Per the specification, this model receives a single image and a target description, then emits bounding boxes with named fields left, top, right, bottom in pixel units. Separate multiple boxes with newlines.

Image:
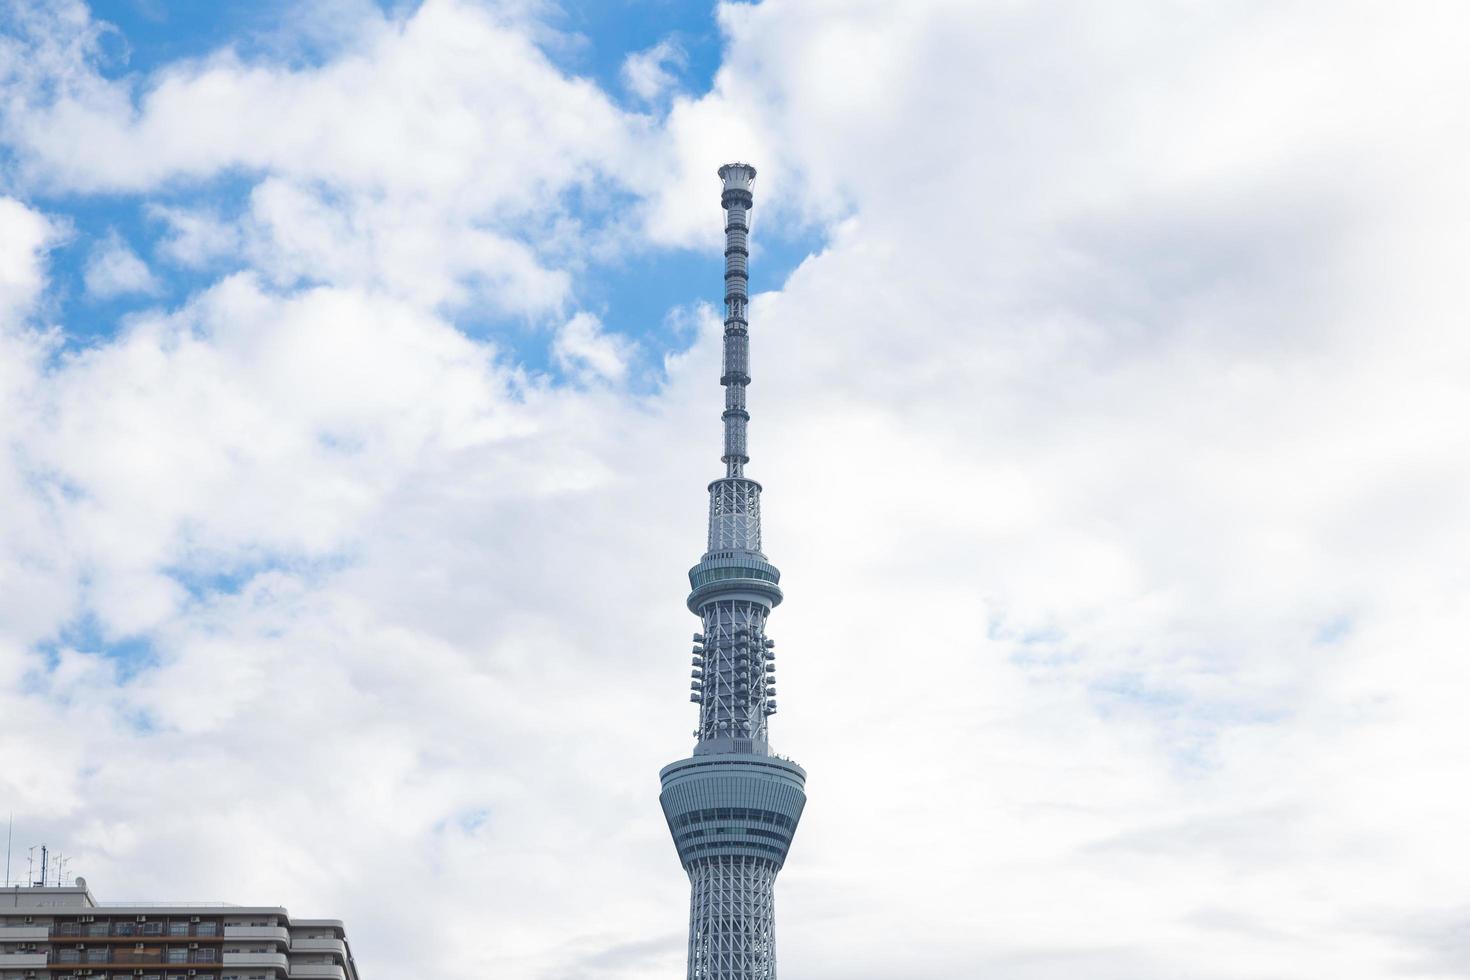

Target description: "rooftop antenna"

left=55, top=855, right=69, bottom=887
left=4, top=813, right=10, bottom=887
left=37, top=844, right=47, bottom=888
left=26, top=846, right=35, bottom=888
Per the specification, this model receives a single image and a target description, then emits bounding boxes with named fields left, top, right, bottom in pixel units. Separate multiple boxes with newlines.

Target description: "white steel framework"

left=686, top=857, right=779, bottom=980
left=695, top=601, right=773, bottom=746
left=708, top=478, right=762, bottom=553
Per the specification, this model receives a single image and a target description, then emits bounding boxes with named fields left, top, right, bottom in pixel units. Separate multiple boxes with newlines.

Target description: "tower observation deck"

left=659, top=164, right=806, bottom=980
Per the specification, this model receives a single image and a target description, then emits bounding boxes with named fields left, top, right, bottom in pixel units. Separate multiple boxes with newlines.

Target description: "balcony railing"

left=0, top=952, right=48, bottom=967
left=52, top=947, right=222, bottom=965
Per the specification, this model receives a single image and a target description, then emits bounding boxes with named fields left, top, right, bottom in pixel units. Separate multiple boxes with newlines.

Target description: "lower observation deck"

left=660, top=754, right=807, bottom=869
left=686, top=553, right=784, bottom=613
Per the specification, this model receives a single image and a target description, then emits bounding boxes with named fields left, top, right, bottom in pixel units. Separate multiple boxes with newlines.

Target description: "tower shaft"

left=660, top=164, right=806, bottom=980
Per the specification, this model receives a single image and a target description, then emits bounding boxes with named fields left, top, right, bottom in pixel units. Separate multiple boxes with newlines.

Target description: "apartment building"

left=0, top=882, right=358, bottom=980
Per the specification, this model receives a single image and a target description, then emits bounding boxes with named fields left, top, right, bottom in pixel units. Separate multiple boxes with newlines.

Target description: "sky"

left=1, top=1, right=1468, bottom=977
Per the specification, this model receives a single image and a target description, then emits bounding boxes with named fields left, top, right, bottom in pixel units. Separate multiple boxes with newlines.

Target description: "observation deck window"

left=691, top=564, right=778, bottom=588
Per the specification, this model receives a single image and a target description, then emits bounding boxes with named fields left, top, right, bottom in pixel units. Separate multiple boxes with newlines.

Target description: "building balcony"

left=225, top=924, right=291, bottom=943
left=289, top=962, right=346, bottom=979
left=223, top=949, right=290, bottom=971
left=0, top=951, right=48, bottom=967
left=0, top=924, right=50, bottom=940
left=291, top=937, right=346, bottom=956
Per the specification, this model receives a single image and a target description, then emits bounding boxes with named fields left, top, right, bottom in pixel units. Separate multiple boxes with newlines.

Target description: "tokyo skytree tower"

left=659, top=164, right=807, bottom=980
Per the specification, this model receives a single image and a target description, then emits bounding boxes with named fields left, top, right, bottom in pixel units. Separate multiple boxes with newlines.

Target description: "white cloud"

left=553, top=311, right=632, bottom=383
left=622, top=37, right=686, bottom=102
left=660, top=3, right=1470, bottom=977
left=0, top=2, right=1469, bottom=979
left=148, top=204, right=242, bottom=268
left=0, top=196, right=63, bottom=322
left=0, top=0, right=647, bottom=314
left=239, top=177, right=570, bottom=312
left=4, top=2, right=636, bottom=198
left=0, top=198, right=73, bottom=657
left=83, top=230, right=160, bottom=297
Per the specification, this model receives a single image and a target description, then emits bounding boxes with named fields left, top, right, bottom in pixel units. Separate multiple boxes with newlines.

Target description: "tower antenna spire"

left=716, top=162, right=755, bottom=479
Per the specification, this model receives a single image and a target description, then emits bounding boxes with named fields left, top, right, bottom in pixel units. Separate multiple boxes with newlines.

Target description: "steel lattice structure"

left=660, top=164, right=807, bottom=980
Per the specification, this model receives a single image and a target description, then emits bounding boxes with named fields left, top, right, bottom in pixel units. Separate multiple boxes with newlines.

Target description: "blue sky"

left=3, top=2, right=1469, bottom=979
left=32, top=0, right=823, bottom=378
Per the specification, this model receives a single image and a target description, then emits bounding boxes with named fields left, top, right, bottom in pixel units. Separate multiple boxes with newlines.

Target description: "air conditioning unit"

left=189, top=943, right=198, bottom=949
left=190, top=917, right=200, bottom=923
left=80, top=915, right=94, bottom=923
left=137, top=915, right=147, bottom=922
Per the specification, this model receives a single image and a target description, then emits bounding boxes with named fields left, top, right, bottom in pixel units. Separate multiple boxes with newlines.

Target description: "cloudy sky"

left=2, top=0, right=1468, bottom=977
